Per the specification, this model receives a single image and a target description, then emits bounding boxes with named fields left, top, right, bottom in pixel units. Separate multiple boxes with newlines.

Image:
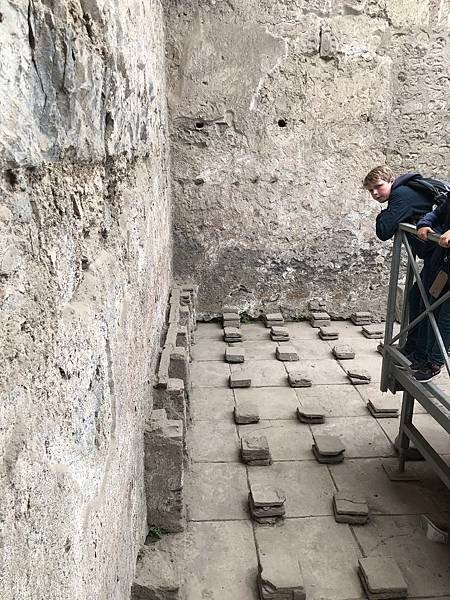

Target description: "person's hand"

left=417, top=226, right=435, bottom=241
left=439, top=229, right=450, bottom=248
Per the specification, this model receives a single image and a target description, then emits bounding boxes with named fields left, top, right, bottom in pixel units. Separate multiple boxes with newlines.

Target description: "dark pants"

left=403, top=282, right=428, bottom=361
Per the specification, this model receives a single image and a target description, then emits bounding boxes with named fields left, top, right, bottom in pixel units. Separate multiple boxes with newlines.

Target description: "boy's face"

left=366, top=178, right=393, bottom=203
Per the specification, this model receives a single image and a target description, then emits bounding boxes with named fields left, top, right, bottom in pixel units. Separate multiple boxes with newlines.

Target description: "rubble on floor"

left=248, top=483, right=286, bottom=524
left=270, top=326, right=290, bottom=341
left=310, top=311, right=331, bottom=328
left=276, top=345, right=299, bottom=362
left=333, top=492, right=369, bottom=525
left=351, top=311, right=372, bottom=326
left=297, top=404, right=325, bottom=424
left=264, top=312, right=285, bottom=328
left=224, top=326, right=243, bottom=342
left=288, top=372, right=312, bottom=388
left=362, top=324, right=384, bottom=339
left=312, top=434, right=345, bottom=464
left=225, top=345, right=245, bottom=363
left=234, top=401, right=260, bottom=424
left=222, top=311, right=241, bottom=329
left=358, top=557, right=408, bottom=600
left=347, top=368, right=371, bottom=385
left=332, top=344, right=355, bottom=360
left=318, top=326, right=339, bottom=340
left=241, top=434, right=272, bottom=465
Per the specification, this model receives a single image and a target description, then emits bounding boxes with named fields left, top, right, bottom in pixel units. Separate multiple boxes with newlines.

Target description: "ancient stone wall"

left=0, top=2, right=171, bottom=599
left=164, top=0, right=449, bottom=318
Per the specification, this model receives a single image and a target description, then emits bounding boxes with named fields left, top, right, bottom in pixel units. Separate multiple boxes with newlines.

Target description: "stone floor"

left=173, top=321, right=450, bottom=600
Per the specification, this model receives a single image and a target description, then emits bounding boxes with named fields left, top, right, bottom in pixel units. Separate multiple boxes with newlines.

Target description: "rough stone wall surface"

left=164, top=0, right=449, bottom=318
left=0, top=2, right=171, bottom=600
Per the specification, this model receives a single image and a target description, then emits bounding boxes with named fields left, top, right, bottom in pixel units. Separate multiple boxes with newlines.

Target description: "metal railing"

left=381, top=223, right=450, bottom=488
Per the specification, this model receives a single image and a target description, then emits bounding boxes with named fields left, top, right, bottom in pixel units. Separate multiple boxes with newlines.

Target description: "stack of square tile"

left=318, top=326, right=339, bottom=340
left=287, top=372, right=312, bottom=388
left=271, top=326, right=290, bottom=341
left=347, top=368, right=371, bottom=385
left=362, top=324, right=384, bottom=339
left=310, top=311, right=331, bottom=328
left=222, top=311, right=240, bottom=328
left=229, top=369, right=251, bottom=388
left=351, top=311, right=372, bottom=326
left=333, top=491, right=369, bottom=524
left=297, top=404, right=325, bottom=424
left=223, top=326, right=242, bottom=342
left=358, top=557, right=408, bottom=600
left=312, top=434, right=345, bottom=464
left=367, top=396, right=398, bottom=419
left=264, top=312, right=285, bottom=328
left=248, top=483, right=286, bottom=523
left=257, top=554, right=306, bottom=600
left=332, top=344, right=355, bottom=359
left=276, top=345, right=299, bottom=362
left=225, top=346, right=245, bottom=363
left=234, top=401, right=259, bottom=424
left=241, top=434, right=272, bottom=465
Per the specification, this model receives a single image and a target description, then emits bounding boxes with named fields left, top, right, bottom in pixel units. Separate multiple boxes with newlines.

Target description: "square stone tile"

left=353, top=515, right=450, bottom=597
left=327, top=337, right=382, bottom=356
left=185, top=462, right=249, bottom=520
left=231, top=360, right=288, bottom=387
left=238, top=420, right=314, bottom=461
left=255, top=517, right=362, bottom=600
left=290, top=338, right=334, bottom=360
left=191, top=340, right=228, bottom=361
left=191, top=362, right=230, bottom=388
left=338, top=357, right=382, bottom=383
left=190, top=388, right=235, bottom=421
left=181, top=521, right=258, bottom=600
left=248, top=461, right=335, bottom=517
left=240, top=322, right=270, bottom=340
left=310, top=416, right=394, bottom=458
left=330, top=458, right=445, bottom=515
left=195, top=322, right=224, bottom=341
left=238, top=340, right=279, bottom=360
left=234, top=387, right=299, bottom=420
left=356, top=384, right=426, bottom=415
left=296, top=385, right=368, bottom=417
left=379, top=413, right=450, bottom=455
left=284, top=359, right=348, bottom=385
left=189, top=421, right=239, bottom=462
left=323, top=320, right=366, bottom=338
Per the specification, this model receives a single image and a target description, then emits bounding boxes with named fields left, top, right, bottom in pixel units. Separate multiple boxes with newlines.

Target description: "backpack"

left=406, top=176, right=450, bottom=207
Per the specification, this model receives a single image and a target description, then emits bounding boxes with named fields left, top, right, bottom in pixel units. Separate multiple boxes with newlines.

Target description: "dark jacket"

left=375, top=173, right=435, bottom=242
left=416, top=203, right=450, bottom=288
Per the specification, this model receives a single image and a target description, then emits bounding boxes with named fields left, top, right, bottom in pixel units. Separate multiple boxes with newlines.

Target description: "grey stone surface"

left=234, top=401, right=259, bottom=424
left=190, top=362, right=231, bottom=388
left=250, top=483, right=286, bottom=507
left=190, top=388, right=236, bottom=422
left=188, top=421, right=240, bottom=463
left=296, top=385, right=368, bottom=417
left=310, top=313, right=331, bottom=328
left=233, top=360, right=288, bottom=387
left=240, top=420, right=315, bottom=461
left=144, top=419, right=185, bottom=533
left=319, top=326, right=339, bottom=340
left=362, top=324, right=385, bottom=339
left=223, top=326, right=242, bottom=342
left=191, top=341, right=228, bottom=361
left=313, top=434, right=346, bottom=457
left=332, top=344, right=355, bottom=360
left=288, top=372, right=313, bottom=388
left=248, top=461, right=335, bottom=517
left=131, top=544, right=180, bottom=600
left=358, top=557, right=407, bottom=597
left=285, top=359, right=349, bottom=385
left=241, top=433, right=271, bottom=464
left=229, top=370, right=252, bottom=388
left=354, top=516, right=450, bottom=597
left=255, top=518, right=363, bottom=599
left=297, top=405, right=325, bottom=424
left=184, top=462, right=248, bottom=521
left=379, top=413, right=450, bottom=455
left=258, top=551, right=305, bottom=599
left=234, top=387, right=299, bottom=420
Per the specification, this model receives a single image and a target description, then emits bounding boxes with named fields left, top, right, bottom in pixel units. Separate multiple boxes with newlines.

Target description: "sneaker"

left=413, top=363, right=442, bottom=383
left=409, top=359, right=427, bottom=372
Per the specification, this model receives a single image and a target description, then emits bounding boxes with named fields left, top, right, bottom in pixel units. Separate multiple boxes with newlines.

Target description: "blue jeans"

left=425, top=295, right=450, bottom=365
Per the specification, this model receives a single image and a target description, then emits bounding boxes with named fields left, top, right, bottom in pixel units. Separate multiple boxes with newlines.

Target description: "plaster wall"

left=0, top=1, right=172, bottom=598
left=165, top=0, right=449, bottom=317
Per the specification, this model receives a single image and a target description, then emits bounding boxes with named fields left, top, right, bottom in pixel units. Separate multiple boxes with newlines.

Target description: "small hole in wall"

left=195, top=120, right=205, bottom=129
left=278, top=119, right=287, bottom=128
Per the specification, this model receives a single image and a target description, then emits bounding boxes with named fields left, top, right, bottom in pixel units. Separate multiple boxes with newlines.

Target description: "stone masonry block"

left=144, top=419, right=185, bottom=533
left=131, top=544, right=181, bottom=600
left=169, top=347, right=191, bottom=394
left=176, top=326, right=189, bottom=350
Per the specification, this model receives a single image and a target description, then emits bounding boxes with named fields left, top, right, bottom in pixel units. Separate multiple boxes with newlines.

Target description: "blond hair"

left=363, top=165, right=394, bottom=188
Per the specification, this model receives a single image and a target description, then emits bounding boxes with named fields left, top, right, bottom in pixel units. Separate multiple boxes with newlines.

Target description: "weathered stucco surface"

left=165, top=0, right=449, bottom=318
left=0, top=2, right=171, bottom=599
